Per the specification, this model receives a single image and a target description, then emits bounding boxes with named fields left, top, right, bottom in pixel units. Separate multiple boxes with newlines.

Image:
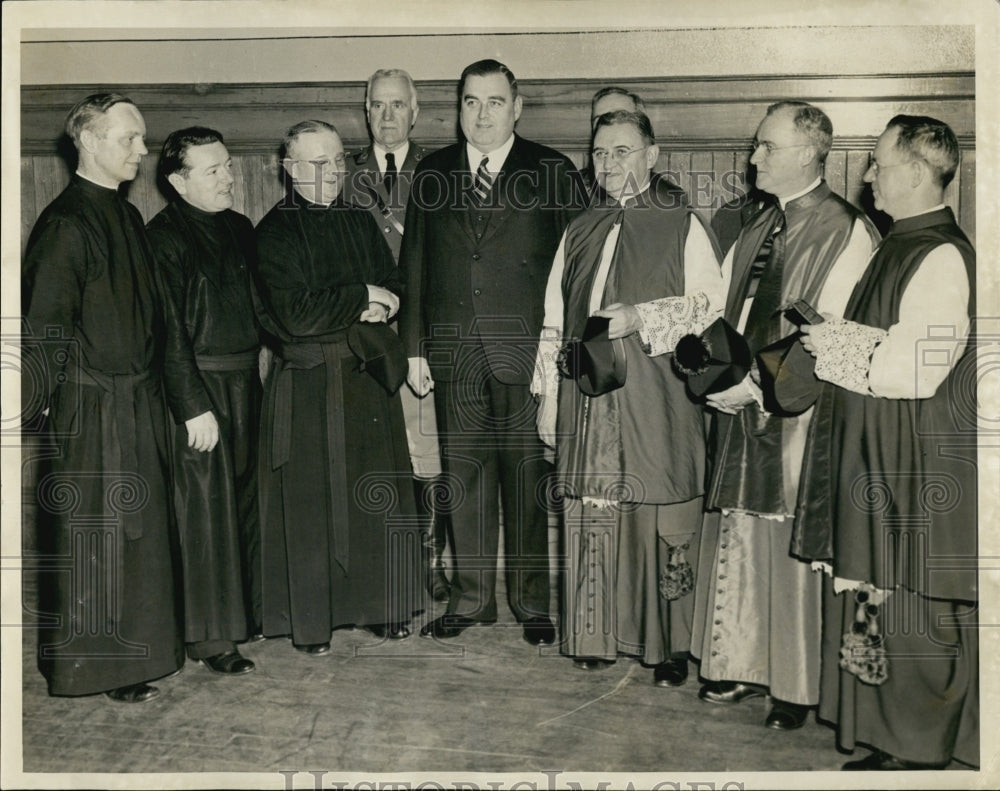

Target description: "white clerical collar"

left=777, top=177, right=822, bottom=210
left=76, top=170, right=119, bottom=191
left=373, top=141, right=410, bottom=177
left=617, top=179, right=652, bottom=206
left=902, top=203, right=947, bottom=220
left=467, top=134, right=515, bottom=175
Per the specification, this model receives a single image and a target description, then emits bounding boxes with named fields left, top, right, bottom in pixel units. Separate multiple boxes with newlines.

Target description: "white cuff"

left=531, top=327, right=562, bottom=399
left=366, top=284, right=400, bottom=319
left=634, top=293, right=717, bottom=357
left=812, top=318, right=888, bottom=395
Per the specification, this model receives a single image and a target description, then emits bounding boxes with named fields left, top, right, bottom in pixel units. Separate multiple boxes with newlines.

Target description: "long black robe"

left=254, top=191, right=420, bottom=645
left=24, top=176, right=190, bottom=696
left=146, top=199, right=262, bottom=644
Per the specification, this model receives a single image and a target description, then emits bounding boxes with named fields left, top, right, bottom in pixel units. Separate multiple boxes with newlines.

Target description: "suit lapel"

left=477, top=135, right=525, bottom=246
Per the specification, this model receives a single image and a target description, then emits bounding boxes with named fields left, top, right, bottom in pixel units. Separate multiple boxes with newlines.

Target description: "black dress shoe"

left=294, top=642, right=331, bottom=655
left=698, top=680, right=767, bottom=705
left=245, top=633, right=267, bottom=644
left=653, top=658, right=689, bottom=687
left=765, top=699, right=809, bottom=730
left=201, top=650, right=255, bottom=675
left=522, top=616, right=556, bottom=646
left=573, top=657, right=613, bottom=671
left=368, top=622, right=411, bottom=640
left=105, top=683, right=160, bottom=703
left=419, top=614, right=477, bottom=639
left=842, top=749, right=948, bottom=771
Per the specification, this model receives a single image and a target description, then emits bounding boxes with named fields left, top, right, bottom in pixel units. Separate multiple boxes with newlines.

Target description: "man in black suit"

left=345, top=68, right=451, bottom=602
left=399, top=59, right=581, bottom=643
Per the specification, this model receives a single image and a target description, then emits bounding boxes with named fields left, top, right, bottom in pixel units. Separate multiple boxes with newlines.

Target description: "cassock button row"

left=720, top=543, right=728, bottom=548
left=711, top=650, right=719, bottom=656
left=714, top=619, right=722, bottom=625
left=719, top=574, right=727, bottom=580
left=713, top=635, right=721, bottom=641
left=719, top=558, right=726, bottom=564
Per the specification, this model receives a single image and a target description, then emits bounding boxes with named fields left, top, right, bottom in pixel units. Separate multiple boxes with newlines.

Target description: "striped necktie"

left=473, top=156, right=493, bottom=205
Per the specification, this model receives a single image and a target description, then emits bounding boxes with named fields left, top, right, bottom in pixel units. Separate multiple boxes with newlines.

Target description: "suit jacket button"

left=474, top=289, right=482, bottom=296
left=472, top=253, right=481, bottom=261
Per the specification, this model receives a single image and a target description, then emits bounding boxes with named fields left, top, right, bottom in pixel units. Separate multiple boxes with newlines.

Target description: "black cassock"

left=24, top=176, right=196, bottom=696
left=255, top=191, right=420, bottom=646
left=146, top=199, right=263, bottom=645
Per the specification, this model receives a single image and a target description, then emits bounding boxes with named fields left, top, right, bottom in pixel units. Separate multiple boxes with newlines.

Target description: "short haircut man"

left=346, top=68, right=452, bottom=602
left=691, top=100, right=880, bottom=731
left=399, top=59, right=582, bottom=644
left=147, top=125, right=263, bottom=676
left=535, top=109, right=723, bottom=684
left=795, top=114, right=977, bottom=770
left=24, top=93, right=191, bottom=702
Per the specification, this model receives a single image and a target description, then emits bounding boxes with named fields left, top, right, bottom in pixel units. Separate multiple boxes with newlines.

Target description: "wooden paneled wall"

left=21, top=73, right=975, bottom=252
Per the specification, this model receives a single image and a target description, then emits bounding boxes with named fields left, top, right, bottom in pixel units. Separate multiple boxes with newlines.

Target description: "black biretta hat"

left=347, top=322, right=409, bottom=394
left=673, top=317, right=751, bottom=397
left=558, top=315, right=627, bottom=396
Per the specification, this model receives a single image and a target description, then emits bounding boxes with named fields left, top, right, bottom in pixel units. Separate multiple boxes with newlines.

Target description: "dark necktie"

left=383, top=152, right=397, bottom=201
left=473, top=156, right=493, bottom=205
left=743, top=211, right=787, bottom=352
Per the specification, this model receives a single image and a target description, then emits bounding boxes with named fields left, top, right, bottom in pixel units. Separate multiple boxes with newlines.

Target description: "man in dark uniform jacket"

left=255, top=120, right=420, bottom=653
left=24, top=93, right=200, bottom=703
left=797, top=115, right=978, bottom=771
left=399, top=59, right=581, bottom=643
left=345, top=68, right=451, bottom=602
left=146, top=127, right=262, bottom=676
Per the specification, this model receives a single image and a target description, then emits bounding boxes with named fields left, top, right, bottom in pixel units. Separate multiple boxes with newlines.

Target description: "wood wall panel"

left=20, top=72, right=976, bottom=249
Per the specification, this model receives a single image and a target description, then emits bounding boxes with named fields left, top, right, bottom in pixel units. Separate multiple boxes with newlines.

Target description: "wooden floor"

left=14, top=530, right=978, bottom=786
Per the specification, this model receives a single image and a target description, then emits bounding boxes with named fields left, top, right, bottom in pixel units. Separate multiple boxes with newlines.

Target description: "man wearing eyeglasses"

left=794, top=115, right=977, bottom=770
left=254, top=120, right=420, bottom=654
left=344, top=69, right=452, bottom=604
left=534, top=109, right=723, bottom=686
left=690, top=101, right=879, bottom=731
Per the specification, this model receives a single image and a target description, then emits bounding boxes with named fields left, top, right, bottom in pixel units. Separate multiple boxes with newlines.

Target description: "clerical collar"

left=75, top=171, right=120, bottom=193
left=776, top=177, right=822, bottom=210
left=373, top=142, right=410, bottom=177
left=897, top=203, right=947, bottom=221
left=616, top=180, right=652, bottom=207
left=466, top=134, right=515, bottom=175
left=177, top=197, right=225, bottom=224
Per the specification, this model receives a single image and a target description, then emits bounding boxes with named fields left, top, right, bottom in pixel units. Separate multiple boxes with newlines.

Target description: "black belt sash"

left=63, top=365, right=157, bottom=540
left=194, top=349, right=259, bottom=372
left=272, top=338, right=351, bottom=575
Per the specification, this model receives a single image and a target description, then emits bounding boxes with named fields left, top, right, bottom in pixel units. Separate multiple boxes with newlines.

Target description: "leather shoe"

left=429, top=564, right=450, bottom=602
left=698, top=681, right=766, bottom=705
left=105, top=683, right=160, bottom=703
left=420, top=614, right=478, bottom=639
left=294, top=642, right=331, bottom=655
left=245, top=633, right=266, bottom=644
left=522, top=616, right=556, bottom=646
left=653, top=657, right=689, bottom=687
left=368, top=622, right=411, bottom=640
left=201, top=650, right=255, bottom=675
left=765, top=700, right=809, bottom=730
left=842, top=750, right=948, bottom=771
left=573, top=657, right=613, bottom=671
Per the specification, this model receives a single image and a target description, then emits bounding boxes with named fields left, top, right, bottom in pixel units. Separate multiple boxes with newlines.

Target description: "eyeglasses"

left=866, top=155, right=921, bottom=176
left=285, top=155, right=347, bottom=168
left=592, top=146, right=647, bottom=164
left=752, top=140, right=809, bottom=156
